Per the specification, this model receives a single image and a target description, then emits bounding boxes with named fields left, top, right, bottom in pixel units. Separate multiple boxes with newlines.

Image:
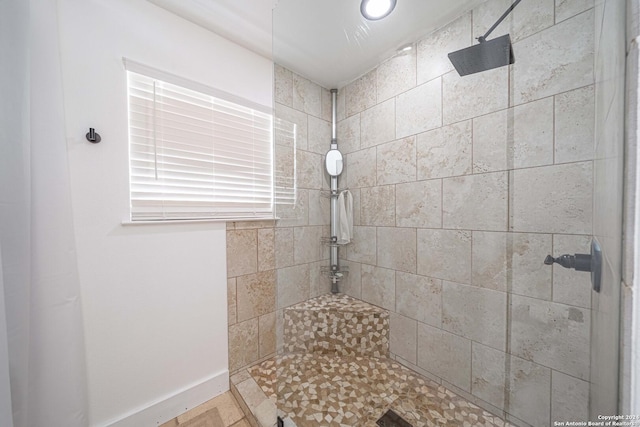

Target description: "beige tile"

left=336, top=113, right=361, bottom=154
left=309, top=260, right=331, bottom=298
left=228, top=277, right=237, bottom=326
left=395, top=272, right=442, bottom=327
left=277, top=264, right=310, bottom=309
left=417, top=120, right=472, bottom=179
left=232, top=221, right=276, bottom=230
left=473, top=109, right=509, bottom=173
left=339, top=260, right=362, bottom=299
left=511, top=295, right=590, bottom=379
left=230, top=387, right=257, bottom=427
left=258, top=312, right=276, bottom=358
left=274, top=118, right=297, bottom=151
left=257, top=228, right=275, bottom=272
left=275, top=309, right=284, bottom=354
left=230, top=419, right=251, bottom=427
left=510, top=162, right=593, bottom=234
left=395, top=179, right=442, bottom=228
left=308, top=190, right=330, bottom=226
left=234, top=377, right=274, bottom=426
left=275, top=103, right=307, bottom=150
left=396, top=79, right=442, bottom=138
left=552, top=234, right=592, bottom=308
left=389, top=312, right=417, bottom=364
left=512, top=97, right=554, bottom=168
left=275, top=188, right=308, bottom=228
left=236, top=271, right=276, bottom=322
left=345, top=226, right=376, bottom=265
left=555, top=85, right=595, bottom=164
left=552, top=370, right=589, bottom=422
left=274, top=64, right=292, bottom=107
left=376, top=136, right=416, bottom=185
left=160, top=418, right=178, bottom=427
left=336, top=88, right=346, bottom=121
left=345, top=147, right=376, bottom=188
left=249, top=352, right=510, bottom=426
left=212, top=392, right=245, bottom=426
left=345, top=70, right=377, bottom=117
left=511, top=233, right=553, bottom=300
left=320, top=87, right=332, bottom=122
left=443, top=171, right=508, bottom=231
left=442, top=281, right=507, bottom=351
left=180, top=409, right=225, bottom=427
left=307, top=115, right=331, bottom=155
left=472, top=0, right=554, bottom=43
left=508, top=356, right=551, bottom=427
left=292, top=73, right=322, bottom=117
left=417, top=229, right=471, bottom=283
left=417, top=13, right=472, bottom=85
left=229, top=318, right=259, bottom=372
left=472, top=231, right=508, bottom=292
left=556, top=0, right=595, bottom=23
left=293, top=226, right=323, bottom=264
left=417, top=322, right=472, bottom=391
left=361, top=185, right=396, bottom=226
left=511, top=9, right=594, bottom=104
left=296, top=150, right=322, bottom=190
left=361, top=98, right=396, bottom=148
left=274, top=227, right=294, bottom=269
left=471, top=343, right=506, bottom=410
left=227, top=230, right=257, bottom=277
left=230, top=370, right=252, bottom=386
left=377, top=47, right=416, bottom=102
left=443, top=67, right=508, bottom=125
left=274, top=142, right=295, bottom=206
left=376, top=227, right=416, bottom=273
left=350, top=188, right=362, bottom=226
left=361, top=264, right=395, bottom=311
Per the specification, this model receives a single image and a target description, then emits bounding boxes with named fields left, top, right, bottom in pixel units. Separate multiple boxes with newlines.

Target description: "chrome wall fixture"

left=324, top=89, right=348, bottom=293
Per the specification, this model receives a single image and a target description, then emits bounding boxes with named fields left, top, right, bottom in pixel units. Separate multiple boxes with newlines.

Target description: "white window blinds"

left=126, top=64, right=273, bottom=221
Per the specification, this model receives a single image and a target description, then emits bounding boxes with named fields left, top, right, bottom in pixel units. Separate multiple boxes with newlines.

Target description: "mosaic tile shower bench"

left=283, top=294, right=389, bottom=358
left=230, top=293, right=512, bottom=427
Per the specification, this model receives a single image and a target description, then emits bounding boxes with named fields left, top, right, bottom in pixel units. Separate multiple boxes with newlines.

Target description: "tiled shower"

left=227, top=0, right=625, bottom=425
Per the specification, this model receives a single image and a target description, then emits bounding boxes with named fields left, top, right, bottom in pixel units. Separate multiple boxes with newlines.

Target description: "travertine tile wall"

left=227, top=66, right=334, bottom=373
left=333, top=1, right=596, bottom=425
left=227, top=220, right=278, bottom=373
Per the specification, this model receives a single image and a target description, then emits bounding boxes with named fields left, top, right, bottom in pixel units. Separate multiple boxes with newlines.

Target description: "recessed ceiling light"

left=360, top=0, right=397, bottom=21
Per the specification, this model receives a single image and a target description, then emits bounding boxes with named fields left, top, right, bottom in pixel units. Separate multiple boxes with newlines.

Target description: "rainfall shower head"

left=448, top=0, right=521, bottom=76
left=448, top=34, right=514, bottom=76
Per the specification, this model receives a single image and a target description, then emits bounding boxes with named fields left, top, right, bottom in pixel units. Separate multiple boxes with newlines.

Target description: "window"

left=125, top=60, right=273, bottom=221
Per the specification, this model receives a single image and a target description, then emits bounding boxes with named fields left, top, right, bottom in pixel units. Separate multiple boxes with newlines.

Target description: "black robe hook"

left=86, top=128, right=101, bottom=143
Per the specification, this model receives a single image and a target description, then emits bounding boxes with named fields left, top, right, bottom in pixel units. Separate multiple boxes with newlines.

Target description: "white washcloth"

left=336, top=190, right=353, bottom=245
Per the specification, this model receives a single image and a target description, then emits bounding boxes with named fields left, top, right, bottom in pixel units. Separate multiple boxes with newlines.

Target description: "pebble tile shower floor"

left=248, top=353, right=512, bottom=427
left=231, top=294, right=513, bottom=427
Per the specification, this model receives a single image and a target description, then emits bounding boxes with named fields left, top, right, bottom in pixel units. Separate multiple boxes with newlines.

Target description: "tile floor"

left=160, top=391, right=251, bottom=427
left=244, top=353, right=513, bottom=427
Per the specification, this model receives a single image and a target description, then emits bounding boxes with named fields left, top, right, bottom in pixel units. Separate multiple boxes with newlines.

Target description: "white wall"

left=56, top=0, right=273, bottom=425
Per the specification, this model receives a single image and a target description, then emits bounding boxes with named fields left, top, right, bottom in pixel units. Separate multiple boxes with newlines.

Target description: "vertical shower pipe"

left=330, top=89, right=339, bottom=293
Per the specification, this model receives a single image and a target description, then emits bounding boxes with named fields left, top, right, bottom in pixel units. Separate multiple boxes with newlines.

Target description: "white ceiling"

left=147, top=0, right=485, bottom=89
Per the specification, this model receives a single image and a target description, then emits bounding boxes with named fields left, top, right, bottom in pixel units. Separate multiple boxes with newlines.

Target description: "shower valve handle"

left=544, top=253, right=592, bottom=272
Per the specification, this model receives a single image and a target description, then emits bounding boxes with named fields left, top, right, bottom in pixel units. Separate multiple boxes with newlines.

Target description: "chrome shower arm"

left=478, top=0, right=522, bottom=42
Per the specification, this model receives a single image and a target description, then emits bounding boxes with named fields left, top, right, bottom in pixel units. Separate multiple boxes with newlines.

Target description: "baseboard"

left=102, top=370, right=229, bottom=427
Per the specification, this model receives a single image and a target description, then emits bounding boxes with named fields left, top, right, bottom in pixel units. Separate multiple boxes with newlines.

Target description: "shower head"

left=448, top=0, right=521, bottom=76
left=448, top=34, right=514, bottom=76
